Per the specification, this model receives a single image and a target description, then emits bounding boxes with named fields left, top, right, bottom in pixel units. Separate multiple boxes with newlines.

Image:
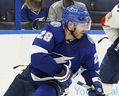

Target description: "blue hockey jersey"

left=31, top=22, right=99, bottom=86
left=21, top=5, right=48, bottom=21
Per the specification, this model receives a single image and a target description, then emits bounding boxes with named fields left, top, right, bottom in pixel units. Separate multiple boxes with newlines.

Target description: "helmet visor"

left=74, top=21, right=91, bottom=30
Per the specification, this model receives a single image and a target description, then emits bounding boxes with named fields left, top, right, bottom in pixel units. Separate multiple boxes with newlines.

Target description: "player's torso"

left=51, top=35, right=90, bottom=73
left=33, top=22, right=94, bottom=74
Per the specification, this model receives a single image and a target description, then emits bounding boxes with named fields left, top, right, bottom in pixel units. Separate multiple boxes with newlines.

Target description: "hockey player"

left=4, top=5, right=104, bottom=96
left=100, top=4, right=119, bottom=93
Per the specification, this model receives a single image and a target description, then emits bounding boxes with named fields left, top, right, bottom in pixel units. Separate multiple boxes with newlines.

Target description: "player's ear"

left=67, top=21, right=74, bottom=30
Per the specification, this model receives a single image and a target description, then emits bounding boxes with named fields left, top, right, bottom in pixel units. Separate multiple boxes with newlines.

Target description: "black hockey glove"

left=54, top=64, right=72, bottom=91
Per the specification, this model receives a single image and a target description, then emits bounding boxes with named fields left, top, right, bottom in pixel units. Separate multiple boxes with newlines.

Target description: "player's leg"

left=33, top=83, right=57, bottom=96
left=4, top=65, right=35, bottom=96
left=33, top=80, right=64, bottom=96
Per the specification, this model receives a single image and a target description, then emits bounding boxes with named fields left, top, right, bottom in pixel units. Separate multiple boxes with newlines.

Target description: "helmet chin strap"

left=66, top=24, right=77, bottom=39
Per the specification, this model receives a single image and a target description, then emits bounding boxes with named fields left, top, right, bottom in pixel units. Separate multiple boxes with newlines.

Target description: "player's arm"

left=31, top=24, right=72, bottom=86
left=31, top=34, right=72, bottom=93
left=81, top=44, right=104, bottom=96
left=81, top=51, right=99, bottom=86
left=31, top=27, right=61, bottom=75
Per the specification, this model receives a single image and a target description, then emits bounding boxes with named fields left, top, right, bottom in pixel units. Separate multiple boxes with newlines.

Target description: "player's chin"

left=76, top=34, right=84, bottom=39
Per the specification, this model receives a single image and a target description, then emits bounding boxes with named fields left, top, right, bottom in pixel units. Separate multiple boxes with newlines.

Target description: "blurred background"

left=0, top=0, right=119, bottom=30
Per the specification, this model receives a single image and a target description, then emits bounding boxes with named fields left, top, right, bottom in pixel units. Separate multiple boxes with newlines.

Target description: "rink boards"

left=0, top=30, right=118, bottom=96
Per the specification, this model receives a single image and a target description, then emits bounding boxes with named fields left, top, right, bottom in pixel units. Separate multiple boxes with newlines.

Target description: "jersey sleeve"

left=81, top=39, right=99, bottom=86
left=31, top=24, right=62, bottom=76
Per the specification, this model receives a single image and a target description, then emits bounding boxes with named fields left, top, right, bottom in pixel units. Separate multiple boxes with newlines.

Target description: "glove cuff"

left=92, top=77, right=101, bottom=82
left=54, top=65, right=72, bottom=82
left=92, top=77, right=104, bottom=94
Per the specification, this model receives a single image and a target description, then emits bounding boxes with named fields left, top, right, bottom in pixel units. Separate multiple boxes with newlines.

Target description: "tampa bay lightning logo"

left=51, top=52, right=75, bottom=68
left=115, top=43, right=119, bottom=51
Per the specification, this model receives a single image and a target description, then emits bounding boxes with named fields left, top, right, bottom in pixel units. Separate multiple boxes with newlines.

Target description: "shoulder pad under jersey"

left=50, top=21, right=61, bottom=27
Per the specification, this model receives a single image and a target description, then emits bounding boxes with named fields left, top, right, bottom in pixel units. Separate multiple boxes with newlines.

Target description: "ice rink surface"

left=0, top=33, right=119, bottom=96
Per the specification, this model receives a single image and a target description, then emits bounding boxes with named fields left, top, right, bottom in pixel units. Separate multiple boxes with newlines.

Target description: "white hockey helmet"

left=107, top=4, right=119, bottom=28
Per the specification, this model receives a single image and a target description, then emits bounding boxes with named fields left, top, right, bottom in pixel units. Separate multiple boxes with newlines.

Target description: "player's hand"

left=53, top=64, right=72, bottom=95
left=88, top=90, right=97, bottom=96
left=93, top=81, right=104, bottom=95
left=89, top=77, right=105, bottom=96
left=54, top=64, right=72, bottom=89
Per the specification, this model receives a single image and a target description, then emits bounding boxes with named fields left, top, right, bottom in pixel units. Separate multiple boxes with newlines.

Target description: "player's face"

left=74, top=23, right=89, bottom=39
left=65, top=22, right=88, bottom=40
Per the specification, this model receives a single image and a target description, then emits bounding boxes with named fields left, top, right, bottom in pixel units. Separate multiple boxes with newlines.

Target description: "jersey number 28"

left=37, top=30, right=53, bottom=42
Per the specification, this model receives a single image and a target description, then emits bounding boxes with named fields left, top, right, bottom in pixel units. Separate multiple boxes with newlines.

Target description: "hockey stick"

left=77, top=81, right=93, bottom=91
left=98, top=37, right=108, bottom=44
left=77, top=81, right=107, bottom=96
left=13, top=65, right=27, bottom=69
